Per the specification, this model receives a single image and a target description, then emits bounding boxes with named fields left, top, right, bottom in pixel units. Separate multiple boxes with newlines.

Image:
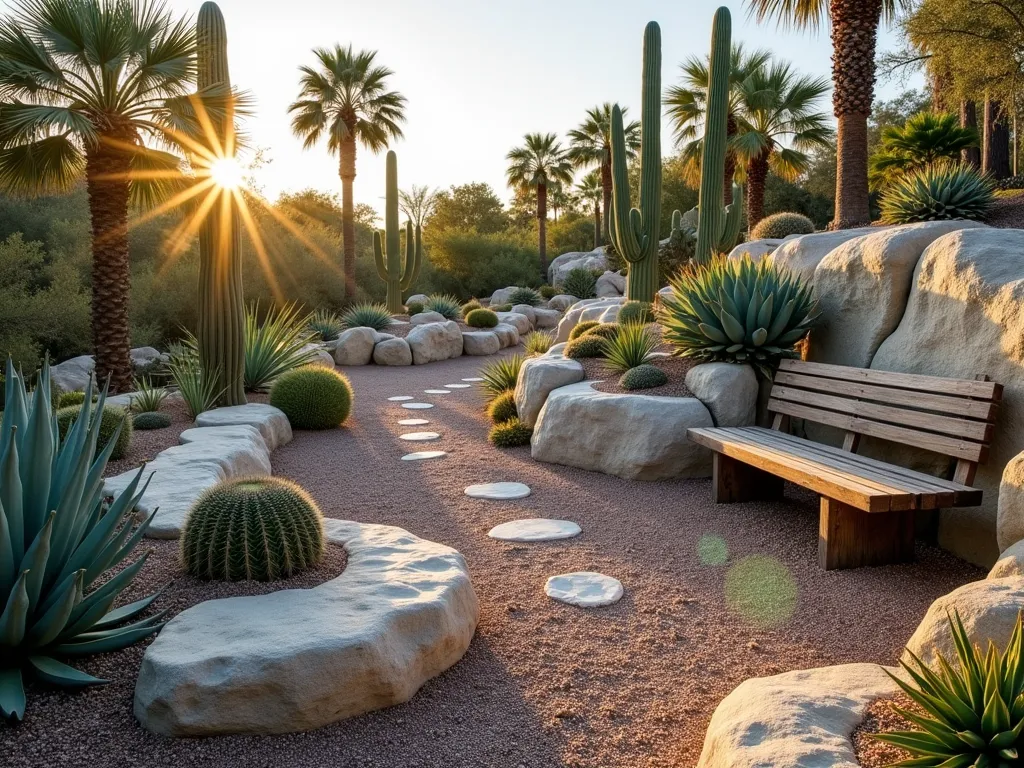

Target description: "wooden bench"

left=687, top=359, right=1002, bottom=570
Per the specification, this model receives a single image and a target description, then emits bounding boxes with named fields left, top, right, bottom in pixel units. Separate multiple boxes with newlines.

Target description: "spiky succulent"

left=487, top=390, right=518, bottom=424
left=479, top=355, right=523, bottom=399
left=489, top=418, right=532, bottom=448
left=568, top=320, right=600, bottom=341
left=307, top=308, right=345, bottom=342
left=658, top=255, right=819, bottom=377
left=128, top=377, right=168, bottom=414
left=565, top=335, right=607, bottom=359
left=523, top=331, right=554, bottom=356
left=269, top=366, right=353, bottom=430
left=245, top=302, right=319, bottom=391
left=880, top=162, right=996, bottom=225
left=424, top=293, right=462, bottom=320
left=340, top=302, right=394, bottom=331
left=560, top=267, right=598, bottom=300
left=508, top=287, right=543, bottom=307
left=620, top=363, right=667, bottom=390
left=604, top=322, right=658, bottom=374
left=0, top=359, right=163, bottom=722
left=873, top=610, right=1024, bottom=767
left=465, top=308, right=499, bottom=328
left=750, top=212, right=815, bottom=240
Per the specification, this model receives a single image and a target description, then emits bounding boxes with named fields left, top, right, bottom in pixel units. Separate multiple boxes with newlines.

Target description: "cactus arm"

left=719, top=183, right=745, bottom=252
left=608, top=105, right=642, bottom=263
left=399, top=221, right=422, bottom=292
left=373, top=231, right=389, bottom=282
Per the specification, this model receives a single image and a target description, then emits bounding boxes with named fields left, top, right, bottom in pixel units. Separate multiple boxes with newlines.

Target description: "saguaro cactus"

left=374, top=150, right=422, bottom=313
left=608, top=21, right=662, bottom=303
left=196, top=1, right=245, bottom=405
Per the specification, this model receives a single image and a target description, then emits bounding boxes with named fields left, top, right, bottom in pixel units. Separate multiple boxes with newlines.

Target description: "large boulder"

left=532, top=308, right=561, bottom=329
left=130, top=346, right=166, bottom=369
left=333, top=327, right=376, bottom=366
left=684, top=363, right=758, bottom=427
left=488, top=286, right=518, bottom=306
left=514, top=356, right=585, bottom=427
left=461, top=331, right=501, bottom=356
left=492, top=323, right=520, bottom=348
left=999, top=451, right=1024, bottom=552
left=195, top=403, right=293, bottom=451
left=373, top=337, right=413, bottom=366
left=810, top=221, right=988, bottom=369
left=406, top=320, right=464, bottom=364
left=989, top=539, right=1024, bottom=579
left=870, top=228, right=1024, bottom=566
left=495, top=312, right=532, bottom=335
left=510, top=304, right=537, bottom=325
left=727, top=238, right=784, bottom=263
left=771, top=226, right=884, bottom=284
left=554, top=297, right=626, bottom=342
left=595, top=270, right=626, bottom=298
left=50, top=355, right=95, bottom=393
left=697, top=663, right=900, bottom=768
left=406, top=293, right=429, bottom=306
left=134, top=520, right=479, bottom=736
left=547, top=295, right=578, bottom=312
left=548, top=247, right=608, bottom=286
left=531, top=381, right=714, bottom=480
left=408, top=310, right=448, bottom=326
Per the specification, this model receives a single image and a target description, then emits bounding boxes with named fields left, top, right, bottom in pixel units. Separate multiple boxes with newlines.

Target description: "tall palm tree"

left=665, top=43, right=772, bottom=204
left=506, top=133, right=574, bottom=274
left=289, top=46, right=406, bottom=299
left=399, top=184, right=438, bottom=230
left=566, top=104, right=640, bottom=245
left=732, top=61, right=833, bottom=226
left=0, top=0, right=225, bottom=392
left=576, top=170, right=603, bottom=249
left=746, top=0, right=913, bottom=228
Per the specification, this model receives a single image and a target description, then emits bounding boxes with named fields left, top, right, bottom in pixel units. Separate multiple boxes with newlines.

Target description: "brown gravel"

left=103, top=397, right=192, bottom=478
left=852, top=694, right=917, bottom=767
left=585, top=355, right=696, bottom=397
left=987, top=190, right=1024, bottom=229
left=2, top=351, right=984, bottom=767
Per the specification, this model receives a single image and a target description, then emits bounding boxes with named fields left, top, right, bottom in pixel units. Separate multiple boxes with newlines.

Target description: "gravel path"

left=1, top=351, right=983, bottom=767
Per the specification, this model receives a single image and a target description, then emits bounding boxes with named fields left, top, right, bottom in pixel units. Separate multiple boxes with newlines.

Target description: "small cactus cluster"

left=565, top=334, right=607, bottom=359
left=618, top=300, right=655, bottom=325
left=568, top=320, right=600, bottom=340
left=583, top=323, right=621, bottom=341
left=487, top=390, right=518, bottom=424
left=750, top=212, right=815, bottom=240
left=269, top=366, right=353, bottom=430
left=620, top=363, right=668, bottom=390
left=466, top=308, right=499, bottom=328
left=375, top=151, right=422, bottom=313
left=461, top=299, right=482, bottom=316
left=56, top=403, right=133, bottom=460
left=181, top=476, right=325, bottom=581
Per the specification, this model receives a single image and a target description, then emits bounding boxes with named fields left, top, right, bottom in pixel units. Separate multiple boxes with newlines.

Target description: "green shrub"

left=57, top=403, right=132, bottom=461
left=583, top=322, right=621, bottom=340
left=524, top=331, right=554, bottom=356
left=508, top=286, right=543, bottom=307
left=406, top=301, right=424, bottom=316
left=618, top=300, right=655, bottom=326
left=560, top=267, right=599, bottom=299
left=539, top=284, right=557, bottom=299
left=489, top=418, right=532, bottom=448
left=568, top=320, right=600, bottom=340
left=487, top=390, right=518, bottom=424
left=340, top=302, right=393, bottom=331
left=604, top=323, right=658, bottom=374
left=880, top=162, right=995, bottom=224
left=181, top=476, right=325, bottom=581
left=59, top=390, right=87, bottom=408
left=129, top=377, right=167, bottom=414
left=658, top=256, right=819, bottom=377
left=269, top=366, right=353, bottom=430
left=465, top=308, right=499, bottom=328
left=245, top=302, right=320, bottom=391
left=307, top=308, right=344, bottom=341
left=425, top=229, right=541, bottom=298
left=461, top=299, right=482, bottom=316
left=565, top=335, right=606, bottom=359
left=480, top=354, right=523, bottom=399
left=620, top=364, right=668, bottom=390
left=490, top=303, right=513, bottom=312
left=750, top=212, right=815, bottom=240
left=133, top=411, right=171, bottom=430
left=425, top=293, right=462, bottom=320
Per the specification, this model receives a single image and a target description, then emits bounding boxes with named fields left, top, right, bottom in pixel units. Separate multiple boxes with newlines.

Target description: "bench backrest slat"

left=777, top=359, right=1003, bottom=400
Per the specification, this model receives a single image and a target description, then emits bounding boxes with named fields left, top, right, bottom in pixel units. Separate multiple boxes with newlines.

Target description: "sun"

left=208, top=156, right=245, bottom=190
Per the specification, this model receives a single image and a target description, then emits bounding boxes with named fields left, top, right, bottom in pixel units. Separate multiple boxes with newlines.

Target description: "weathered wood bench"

left=687, top=359, right=1002, bottom=570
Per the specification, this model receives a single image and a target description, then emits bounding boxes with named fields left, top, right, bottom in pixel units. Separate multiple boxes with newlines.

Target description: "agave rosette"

left=880, top=162, right=995, bottom=224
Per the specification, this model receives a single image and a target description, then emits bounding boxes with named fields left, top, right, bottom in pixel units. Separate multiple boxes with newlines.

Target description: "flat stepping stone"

left=400, top=432, right=441, bottom=442
left=545, top=572, right=623, bottom=608
left=488, top=519, right=581, bottom=542
left=402, top=403, right=434, bottom=410
left=424, top=389, right=451, bottom=394
left=464, top=482, right=531, bottom=500
left=444, top=383, right=471, bottom=389
left=398, top=418, right=430, bottom=426
left=402, top=450, right=448, bottom=461
left=462, top=377, right=483, bottom=382
left=388, top=396, right=414, bottom=401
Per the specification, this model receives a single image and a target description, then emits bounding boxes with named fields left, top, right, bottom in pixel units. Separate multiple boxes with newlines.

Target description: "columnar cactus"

left=196, top=1, right=246, bottom=406
left=608, top=21, right=662, bottom=303
left=374, top=150, right=422, bottom=314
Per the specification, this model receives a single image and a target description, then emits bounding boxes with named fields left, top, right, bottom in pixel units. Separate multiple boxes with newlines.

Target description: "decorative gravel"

left=852, top=694, right=917, bottom=768
left=582, top=354, right=696, bottom=398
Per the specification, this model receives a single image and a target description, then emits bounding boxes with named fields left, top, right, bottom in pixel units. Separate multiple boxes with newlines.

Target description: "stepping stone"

left=462, top=377, right=483, bottom=382
left=398, top=418, right=430, bottom=426
left=400, top=432, right=441, bottom=442
left=488, top=519, right=581, bottom=542
left=464, top=482, right=531, bottom=500
left=424, top=389, right=451, bottom=394
left=402, top=403, right=434, bottom=410
left=388, top=396, right=414, bottom=402
left=402, top=450, right=448, bottom=461
left=444, top=383, right=471, bottom=389
left=545, top=572, right=623, bottom=608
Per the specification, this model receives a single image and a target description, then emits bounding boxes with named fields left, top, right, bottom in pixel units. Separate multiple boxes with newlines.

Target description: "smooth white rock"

left=495, top=312, right=532, bottom=335
left=423, top=389, right=450, bottom=394
left=464, top=482, right=531, bottom=500
left=488, top=286, right=519, bottom=305
left=532, top=308, right=562, bottom=329
left=372, top=337, right=413, bottom=366
left=545, top=572, right=623, bottom=607
left=398, top=418, right=430, bottom=426
left=595, top=270, right=626, bottom=298
left=547, top=295, right=578, bottom=312
left=444, top=383, right=471, bottom=389
left=402, top=402, right=434, bottom=410
left=300, top=343, right=336, bottom=369
left=548, top=247, right=608, bottom=285
left=998, top=451, right=1024, bottom=552
left=333, top=327, right=376, bottom=366
left=770, top=227, right=885, bottom=284
left=462, top=331, right=501, bottom=356
left=408, top=310, right=448, bottom=326
left=462, top=377, right=484, bottom=382
left=388, top=395, right=414, bottom=401
left=50, top=355, right=95, bottom=393
left=195, top=404, right=292, bottom=451
left=406, top=320, right=464, bottom=364
left=510, top=304, right=537, bottom=325
left=727, top=238, right=784, bottom=262
left=399, top=432, right=441, bottom=442
left=491, top=323, right=520, bottom=348
left=684, top=363, right=758, bottom=428
left=989, top=540, right=1024, bottom=579
left=402, top=451, right=447, bottom=461
left=514, top=356, right=585, bottom=428
left=488, top=519, right=581, bottom=542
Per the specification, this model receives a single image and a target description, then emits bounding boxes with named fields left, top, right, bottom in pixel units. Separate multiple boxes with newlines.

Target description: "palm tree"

left=731, top=61, right=833, bottom=226
left=746, top=0, right=913, bottom=228
left=0, top=0, right=224, bottom=392
left=665, top=43, right=772, bottom=204
left=576, top=171, right=603, bottom=249
left=506, top=133, right=574, bottom=273
left=566, top=104, right=640, bottom=244
left=869, top=112, right=979, bottom=189
left=399, top=184, right=438, bottom=230
left=289, top=46, right=406, bottom=299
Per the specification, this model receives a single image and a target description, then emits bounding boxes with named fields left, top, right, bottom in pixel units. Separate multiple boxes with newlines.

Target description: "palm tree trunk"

left=339, top=137, right=357, bottom=300
left=537, top=183, right=548, bottom=276
left=600, top=156, right=611, bottom=246
left=961, top=101, right=981, bottom=168
left=724, top=114, right=737, bottom=206
left=593, top=200, right=601, bottom=250
left=984, top=99, right=1012, bottom=180
left=746, top=150, right=770, bottom=230
left=829, top=0, right=881, bottom=229
left=84, top=138, right=134, bottom=393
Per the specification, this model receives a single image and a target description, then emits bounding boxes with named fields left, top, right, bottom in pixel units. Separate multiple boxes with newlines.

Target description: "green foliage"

left=560, top=267, right=599, bottom=300
left=0, top=360, right=161, bottom=721
left=508, top=287, right=543, bottom=307
left=487, top=390, right=518, bottom=424
left=425, top=230, right=541, bottom=298
left=128, top=377, right=167, bottom=414
left=340, top=302, right=393, bottom=331
left=584, top=323, right=621, bottom=340
left=547, top=213, right=595, bottom=255
left=568, top=320, right=600, bottom=341
left=245, top=303, right=319, bottom=392
left=604, top=323, right=658, bottom=373
left=565, top=335, right=607, bottom=359
left=490, top=303, right=513, bottom=312
left=406, top=301, right=424, bottom=316
left=167, top=346, right=222, bottom=421
left=618, top=301, right=655, bottom=325
left=56, top=404, right=133, bottom=461
left=479, top=355, right=523, bottom=399
left=133, top=411, right=171, bottom=430
left=764, top=172, right=833, bottom=230
left=880, top=162, right=995, bottom=224
left=58, top=390, right=87, bottom=409
left=659, top=255, right=819, bottom=376
left=539, top=285, right=557, bottom=299
left=869, top=112, right=980, bottom=190
left=269, top=366, right=353, bottom=430
left=181, top=477, right=325, bottom=582
left=620, top=363, right=668, bottom=390
left=426, top=182, right=509, bottom=235
left=750, top=212, right=816, bottom=240
left=424, top=293, right=462, bottom=320
left=374, top=151, right=422, bottom=313
left=461, top=300, right=482, bottom=316
left=489, top=418, right=532, bottom=448
left=307, top=309, right=344, bottom=342
left=872, top=611, right=1024, bottom=767
left=524, top=331, right=554, bottom=356
left=466, top=308, right=499, bottom=328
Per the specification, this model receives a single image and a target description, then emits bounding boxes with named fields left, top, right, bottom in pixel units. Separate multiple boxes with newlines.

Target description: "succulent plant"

left=603, top=323, right=658, bottom=374
left=307, top=308, right=345, bottom=342
left=374, top=151, right=422, bottom=314
left=658, top=255, right=819, bottom=377
left=56, top=403, right=133, bottom=461
left=487, top=390, right=518, bottom=424
left=873, top=610, right=1024, bottom=767
left=269, top=366, right=353, bottom=430
left=489, top=418, right=532, bottom=448
left=508, top=287, right=543, bottom=307
left=750, top=212, right=815, bottom=240
left=167, top=345, right=222, bottom=420
left=560, top=267, right=599, bottom=300
left=568, top=320, right=601, bottom=341
left=133, top=411, right=172, bottom=430
left=466, top=308, right=499, bottom=328
left=340, top=302, right=393, bottom=331
left=583, top=322, right=622, bottom=341
left=880, top=162, right=995, bottom=224
left=565, top=335, right=607, bottom=359
left=618, top=301, right=655, bottom=325
left=424, top=293, right=462, bottom=320
left=0, top=359, right=162, bottom=722
left=406, top=301, right=425, bottom=316
left=180, top=476, right=325, bottom=582
left=524, top=331, right=554, bottom=356
left=129, top=377, right=168, bottom=414
left=479, top=355, right=523, bottom=399
left=461, top=299, right=482, bottom=316
left=490, top=303, right=513, bottom=313
left=245, top=302, right=319, bottom=391
left=619, top=363, right=667, bottom=390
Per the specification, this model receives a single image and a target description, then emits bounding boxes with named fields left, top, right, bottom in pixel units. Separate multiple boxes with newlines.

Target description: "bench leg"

left=818, top=498, right=916, bottom=570
left=713, top=453, right=784, bottom=504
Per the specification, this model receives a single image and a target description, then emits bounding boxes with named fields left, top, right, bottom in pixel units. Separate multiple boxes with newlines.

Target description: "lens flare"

left=697, top=534, right=729, bottom=566
left=208, top=156, right=245, bottom=190
left=724, top=555, right=797, bottom=628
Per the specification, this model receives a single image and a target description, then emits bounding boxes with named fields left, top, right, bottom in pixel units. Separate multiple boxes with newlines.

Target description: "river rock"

left=495, top=312, right=532, bottom=335
left=373, top=337, right=413, bottom=366
left=462, top=331, right=501, bottom=356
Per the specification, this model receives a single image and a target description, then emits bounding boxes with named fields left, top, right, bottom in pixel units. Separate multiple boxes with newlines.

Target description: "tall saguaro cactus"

left=196, top=1, right=245, bottom=405
left=608, top=21, right=662, bottom=303
left=374, top=150, right=422, bottom=313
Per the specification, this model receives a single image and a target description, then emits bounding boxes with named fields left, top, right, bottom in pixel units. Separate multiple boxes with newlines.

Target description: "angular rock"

left=510, top=304, right=537, bottom=325
left=547, top=295, right=578, bottom=312
left=406, top=320, right=464, bottom=365
left=373, top=337, right=413, bottom=366
left=333, top=327, right=376, bottom=366
left=495, top=312, right=532, bottom=335
left=771, top=226, right=885, bottom=284
left=727, top=238, right=784, bottom=262
left=492, top=323, right=520, bottom=348
left=462, top=331, right=501, bottom=356
left=595, top=270, right=626, bottom=298
left=514, top=356, right=585, bottom=427
left=134, top=520, right=479, bottom=736
left=195, top=403, right=293, bottom=451
left=50, top=354, right=95, bottom=393
left=998, top=450, right=1024, bottom=552
left=555, top=297, right=626, bottom=342
left=409, top=310, right=448, bottom=326
left=531, top=381, right=714, bottom=480
left=684, top=363, right=758, bottom=427
left=548, top=247, right=608, bottom=286
left=532, top=308, right=561, bottom=329
left=989, top=539, right=1024, bottom=579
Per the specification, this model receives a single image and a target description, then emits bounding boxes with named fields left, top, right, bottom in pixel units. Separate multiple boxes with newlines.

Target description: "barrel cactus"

left=465, top=308, right=499, bottom=328
left=620, top=363, right=668, bottom=390
left=269, top=366, right=353, bottom=430
left=134, top=411, right=172, bottom=430
left=374, top=150, right=422, bottom=313
left=180, top=477, right=325, bottom=581
left=750, top=212, right=815, bottom=240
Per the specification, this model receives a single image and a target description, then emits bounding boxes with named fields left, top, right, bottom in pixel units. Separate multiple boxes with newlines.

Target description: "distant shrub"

left=59, top=390, right=88, bottom=408
left=523, top=331, right=553, bottom=356
left=564, top=335, right=606, bottom=359
left=426, top=230, right=541, bottom=298
left=568, top=320, right=600, bottom=340
left=560, top=267, right=598, bottom=299
left=620, top=364, right=668, bottom=391
left=618, top=301, right=655, bottom=326
left=490, top=303, right=513, bottom=312
left=750, top=212, right=815, bottom=240
left=487, top=390, right=518, bottom=424
left=466, top=308, right=499, bottom=328
left=57, top=404, right=132, bottom=460
left=538, top=285, right=557, bottom=299
left=425, top=293, right=462, bottom=320
left=489, top=418, right=532, bottom=448
left=508, top=287, right=543, bottom=307
left=406, top=301, right=424, bottom=316
left=133, top=411, right=171, bottom=430
left=270, top=366, right=353, bottom=430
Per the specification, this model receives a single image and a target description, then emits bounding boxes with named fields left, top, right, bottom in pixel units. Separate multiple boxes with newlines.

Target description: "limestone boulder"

left=409, top=310, right=448, bottom=326
left=488, top=286, right=518, bottom=306
left=531, top=381, right=714, bottom=480
left=492, top=323, right=520, bottom=348
left=547, top=295, right=578, bottom=312
left=998, top=451, right=1024, bottom=552
left=595, top=270, right=626, bottom=298
left=548, top=247, right=608, bottom=286
left=989, top=539, right=1024, bottom=579
left=496, top=312, right=532, bottom=335
left=372, top=331, right=395, bottom=343
left=333, top=327, right=376, bottom=366
left=462, top=331, right=501, bottom=356
left=510, top=304, right=537, bottom=325
left=771, top=226, right=884, bottom=284
left=373, top=337, right=413, bottom=366
left=406, top=293, right=429, bottom=306
left=300, top=343, right=335, bottom=369
left=50, top=355, right=95, bottom=393
left=546, top=342, right=567, bottom=358
left=134, top=520, right=479, bottom=736
left=684, top=363, right=758, bottom=427
left=407, top=320, right=464, bottom=364
left=195, top=403, right=293, bottom=451
left=727, top=238, right=784, bottom=263
left=555, top=297, right=626, bottom=342
left=532, top=308, right=561, bottom=329
left=130, top=346, right=165, bottom=369
left=514, top=356, right=585, bottom=427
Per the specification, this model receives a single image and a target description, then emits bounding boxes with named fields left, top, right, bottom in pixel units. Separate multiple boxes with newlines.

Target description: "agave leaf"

left=90, top=588, right=165, bottom=632
left=21, top=511, right=55, bottom=611
left=0, top=496, right=13, bottom=598
left=25, top=570, right=83, bottom=647
left=53, top=613, right=166, bottom=655
left=61, top=553, right=151, bottom=639
left=893, top=706, right=969, bottom=751
left=21, top=380, right=55, bottom=536
left=698, top=323, right=729, bottom=344
left=0, top=425, right=24, bottom=564
left=28, top=655, right=107, bottom=687
left=0, top=666, right=25, bottom=722
left=0, top=569, right=30, bottom=646
left=874, top=730, right=958, bottom=757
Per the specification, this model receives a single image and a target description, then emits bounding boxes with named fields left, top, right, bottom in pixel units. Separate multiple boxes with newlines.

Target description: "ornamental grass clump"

left=56, top=403, right=133, bottom=461
left=167, top=349, right=222, bottom=420
left=424, top=293, right=462, bottom=320
left=245, top=302, right=319, bottom=391
left=487, top=390, right=518, bottom=424
left=880, top=162, right=995, bottom=224
left=568, top=320, right=601, bottom=341
left=658, top=255, right=819, bottom=377
left=269, top=366, right=353, bottom=430
left=339, top=302, right=393, bottom=331
left=560, top=267, right=598, bottom=299
left=524, top=331, right=554, bottom=356
left=489, top=418, right=532, bottom=448
left=128, top=377, right=167, bottom=414
left=465, top=308, right=499, bottom=328
left=479, top=355, right=523, bottom=399
left=749, top=212, right=815, bottom=240
left=307, top=308, right=345, bottom=341
left=604, top=323, right=658, bottom=374
left=508, top=286, right=543, bottom=307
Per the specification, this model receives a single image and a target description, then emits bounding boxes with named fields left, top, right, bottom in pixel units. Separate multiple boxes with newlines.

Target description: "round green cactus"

left=181, top=476, right=325, bottom=581
left=269, top=366, right=353, bottom=430
left=487, top=390, right=518, bottom=424
left=466, top=308, right=499, bottom=328
left=583, top=322, right=621, bottom=340
left=461, top=299, right=482, bottom=316
left=133, top=411, right=172, bottom=430
left=619, top=364, right=668, bottom=391
left=489, top=418, right=532, bottom=448
left=618, top=300, right=655, bottom=325
left=565, top=335, right=607, bottom=359
left=568, top=320, right=600, bottom=340
left=750, top=212, right=815, bottom=240
left=56, top=403, right=132, bottom=460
